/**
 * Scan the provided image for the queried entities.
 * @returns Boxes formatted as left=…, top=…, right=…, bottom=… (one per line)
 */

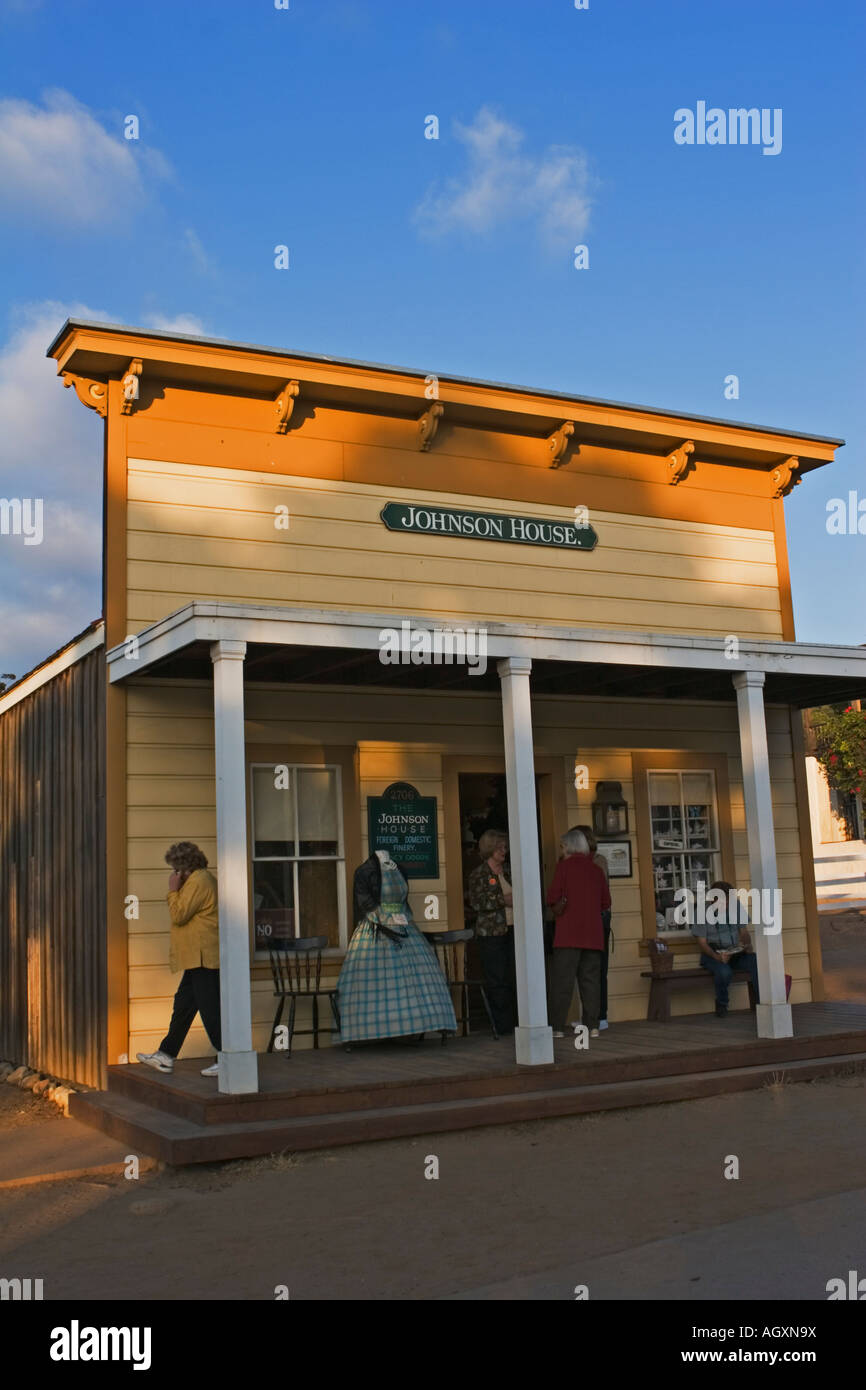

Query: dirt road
left=1, top=1071, right=865, bottom=1300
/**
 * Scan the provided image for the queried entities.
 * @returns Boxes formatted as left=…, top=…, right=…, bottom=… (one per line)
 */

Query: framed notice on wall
left=596, top=840, right=633, bottom=879
left=366, top=781, right=439, bottom=879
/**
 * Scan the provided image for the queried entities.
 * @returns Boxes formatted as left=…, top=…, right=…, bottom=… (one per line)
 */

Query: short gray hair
left=478, top=829, right=508, bottom=859
left=561, top=827, right=590, bottom=855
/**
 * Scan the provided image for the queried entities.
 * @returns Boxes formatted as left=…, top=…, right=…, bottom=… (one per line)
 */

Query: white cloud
left=413, top=107, right=595, bottom=247
left=0, top=301, right=105, bottom=678
left=0, top=89, right=168, bottom=227
left=183, top=227, right=218, bottom=276
left=142, top=312, right=207, bottom=337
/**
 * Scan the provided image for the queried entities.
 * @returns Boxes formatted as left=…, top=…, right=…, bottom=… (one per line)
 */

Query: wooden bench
left=641, top=942, right=756, bottom=1022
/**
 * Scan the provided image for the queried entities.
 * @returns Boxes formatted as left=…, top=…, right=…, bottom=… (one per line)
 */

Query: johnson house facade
left=3, top=319, right=866, bottom=1158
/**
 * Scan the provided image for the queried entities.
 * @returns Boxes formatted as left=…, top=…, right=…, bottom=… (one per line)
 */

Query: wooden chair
left=424, top=928, right=499, bottom=1040
left=267, top=936, right=340, bottom=1056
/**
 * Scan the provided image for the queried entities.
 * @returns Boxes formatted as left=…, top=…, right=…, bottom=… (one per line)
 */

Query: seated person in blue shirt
left=693, top=880, right=760, bottom=1018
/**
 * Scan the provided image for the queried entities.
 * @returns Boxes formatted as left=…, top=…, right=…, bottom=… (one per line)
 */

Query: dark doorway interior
left=457, top=773, right=548, bottom=1027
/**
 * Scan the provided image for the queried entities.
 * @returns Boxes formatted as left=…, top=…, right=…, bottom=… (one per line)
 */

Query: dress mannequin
left=337, top=850, right=457, bottom=1044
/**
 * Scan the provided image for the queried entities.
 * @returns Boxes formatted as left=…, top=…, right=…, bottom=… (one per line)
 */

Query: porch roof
left=106, top=602, right=866, bottom=707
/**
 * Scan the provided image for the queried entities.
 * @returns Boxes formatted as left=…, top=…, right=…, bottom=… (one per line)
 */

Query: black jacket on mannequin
left=353, top=854, right=384, bottom=921
left=352, top=854, right=409, bottom=928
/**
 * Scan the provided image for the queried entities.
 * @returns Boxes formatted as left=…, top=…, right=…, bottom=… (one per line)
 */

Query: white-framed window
left=250, top=763, right=346, bottom=953
left=648, top=768, right=721, bottom=933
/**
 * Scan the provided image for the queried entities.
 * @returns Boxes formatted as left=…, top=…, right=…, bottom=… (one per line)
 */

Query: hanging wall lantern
left=592, top=781, right=628, bottom=837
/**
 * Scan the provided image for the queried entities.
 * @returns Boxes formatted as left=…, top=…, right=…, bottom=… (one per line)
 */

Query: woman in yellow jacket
left=137, top=842, right=222, bottom=1077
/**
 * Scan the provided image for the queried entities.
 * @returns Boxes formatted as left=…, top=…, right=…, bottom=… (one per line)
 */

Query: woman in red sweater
left=546, top=827, right=611, bottom=1039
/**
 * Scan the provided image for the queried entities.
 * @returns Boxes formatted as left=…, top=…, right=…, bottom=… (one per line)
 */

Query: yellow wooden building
left=4, top=318, right=866, bottom=1108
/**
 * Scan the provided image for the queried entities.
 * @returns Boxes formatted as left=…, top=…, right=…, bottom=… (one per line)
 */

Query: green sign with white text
left=367, top=781, right=439, bottom=880
left=380, top=502, right=597, bottom=551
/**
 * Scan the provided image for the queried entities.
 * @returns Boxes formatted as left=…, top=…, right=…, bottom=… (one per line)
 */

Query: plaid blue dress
left=337, top=862, right=457, bottom=1042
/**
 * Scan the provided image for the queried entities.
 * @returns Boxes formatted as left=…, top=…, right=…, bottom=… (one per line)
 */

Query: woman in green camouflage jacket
left=466, top=830, right=516, bottom=1035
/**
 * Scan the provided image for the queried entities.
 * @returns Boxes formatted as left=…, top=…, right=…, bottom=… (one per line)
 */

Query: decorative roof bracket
left=274, top=380, right=300, bottom=433
left=120, top=359, right=143, bottom=415
left=547, top=420, right=576, bottom=469
left=770, top=456, right=800, bottom=498
left=418, top=402, right=444, bottom=451
left=667, top=439, right=695, bottom=485
left=61, top=373, right=108, bottom=417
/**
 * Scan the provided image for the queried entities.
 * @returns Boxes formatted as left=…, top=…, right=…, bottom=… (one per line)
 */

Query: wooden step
left=70, top=1050, right=866, bottom=1166
left=107, top=1025, right=866, bottom=1127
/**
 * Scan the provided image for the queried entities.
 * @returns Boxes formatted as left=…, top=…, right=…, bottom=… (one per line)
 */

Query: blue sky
left=0, top=0, right=863, bottom=676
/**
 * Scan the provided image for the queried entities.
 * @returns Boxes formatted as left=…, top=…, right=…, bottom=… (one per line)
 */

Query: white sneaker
left=590, top=1028, right=600, bottom=1038
left=599, top=1019, right=609, bottom=1030
left=200, top=1062, right=219, bottom=1077
left=553, top=1030, right=565, bottom=1039
left=136, top=1050, right=174, bottom=1073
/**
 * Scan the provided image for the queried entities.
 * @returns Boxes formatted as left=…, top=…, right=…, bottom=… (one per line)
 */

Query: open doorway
left=458, top=772, right=545, bottom=925
left=442, top=757, right=565, bottom=929
left=445, top=763, right=563, bottom=1026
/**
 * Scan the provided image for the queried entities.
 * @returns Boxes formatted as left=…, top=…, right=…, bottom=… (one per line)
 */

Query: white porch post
left=497, top=656, right=554, bottom=1065
left=733, top=670, right=793, bottom=1038
left=211, top=639, right=259, bottom=1093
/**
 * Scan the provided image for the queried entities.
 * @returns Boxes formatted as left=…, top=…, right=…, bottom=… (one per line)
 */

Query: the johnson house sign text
left=381, top=502, right=598, bottom=551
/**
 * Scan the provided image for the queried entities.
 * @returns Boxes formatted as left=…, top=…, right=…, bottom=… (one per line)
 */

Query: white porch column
left=497, top=656, right=554, bottom=1065
left=733, top=670, right=793, bottom=1038
left=211, top=640, right=259, bottom=1093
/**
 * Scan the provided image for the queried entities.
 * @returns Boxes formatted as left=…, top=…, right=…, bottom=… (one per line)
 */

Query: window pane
left=653, top=854, right=680, bottom=929
left=650, top=769, right=684, bottom=850
left=682, top=771, right=712, bottom=804
left=298, top=768, right=339, bottom=856
left=683, top=772, right=716, bottom=849
left=253, top=766, right=295, bottom=856
left=297, top=860, right=340, bottom=948
left=252, top=861, right=295, bottom=949
left=684, top=854, right=718, bottom=894
left=649, top=773, right=680, bottom=806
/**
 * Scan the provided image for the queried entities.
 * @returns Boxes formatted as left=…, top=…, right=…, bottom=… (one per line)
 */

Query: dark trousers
left=600, top=911, right=612, bottom=1019
left=477, top=931, right=517, bottom=1033
left=160, top=967, right=222, bottom=1057
left=699, top=951, right=760, bottom=1009
left=550, top=947, right=603, bottom=1031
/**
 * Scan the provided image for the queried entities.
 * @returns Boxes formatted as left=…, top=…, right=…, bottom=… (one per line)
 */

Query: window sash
left=250, top=763, right=346, bottom=948
left=649, top=768, right=721, bottom=932
left=251, top=763, right=342, bottom=860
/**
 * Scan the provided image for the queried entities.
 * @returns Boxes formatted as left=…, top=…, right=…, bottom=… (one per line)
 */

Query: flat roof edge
left=48, top=319, right=845, bottom=449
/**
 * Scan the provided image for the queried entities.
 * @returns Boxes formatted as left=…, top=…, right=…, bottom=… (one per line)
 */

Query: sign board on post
left=366, top=781, right=439, bottom=879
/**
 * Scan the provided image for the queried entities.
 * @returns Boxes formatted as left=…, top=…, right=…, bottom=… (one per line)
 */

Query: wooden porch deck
left=71, top=1001, right=866, bottom=1165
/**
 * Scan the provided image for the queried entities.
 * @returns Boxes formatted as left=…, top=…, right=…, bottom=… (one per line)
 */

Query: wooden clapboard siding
left=0, top=647, right=106, bottom=1087
left=126, top=459, right=784, bottom=639
left=121, top=381, right=790, bottom=487
left=125, top=679, right=813, bottom=1055
left=125, top=679, right=214, bottom=1058
left=123, top=382, right=793, bottom=512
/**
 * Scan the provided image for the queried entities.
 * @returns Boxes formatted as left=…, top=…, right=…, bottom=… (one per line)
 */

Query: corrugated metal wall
left=0, top=647, right=106, bottom=1087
